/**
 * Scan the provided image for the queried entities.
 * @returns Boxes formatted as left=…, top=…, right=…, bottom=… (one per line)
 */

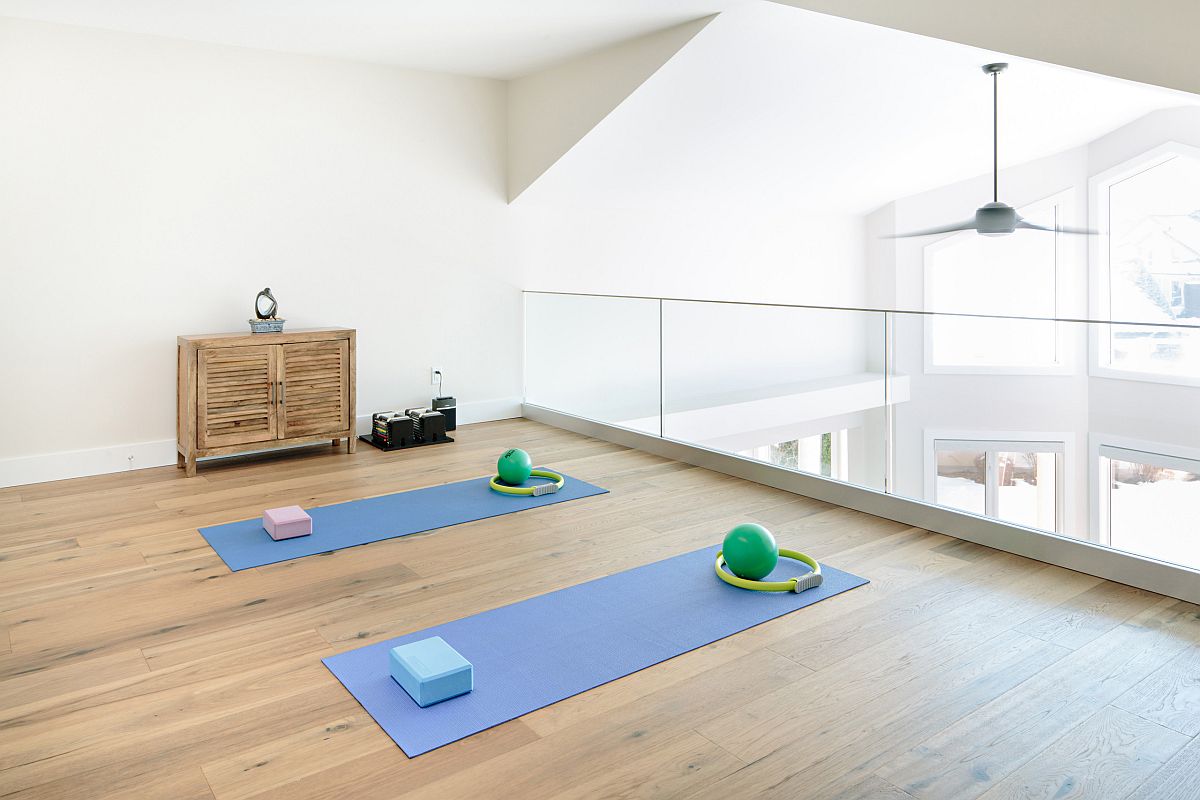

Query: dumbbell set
left=364, top=406, right=455, bottom=451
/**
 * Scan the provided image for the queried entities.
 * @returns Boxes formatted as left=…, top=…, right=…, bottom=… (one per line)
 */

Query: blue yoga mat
left=324, top=545, right=868, bottom=756
left=199, top=473, right=607, bottom=571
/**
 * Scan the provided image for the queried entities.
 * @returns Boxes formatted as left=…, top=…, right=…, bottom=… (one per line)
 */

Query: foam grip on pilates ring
left=488, top=469, right=566, bottom=496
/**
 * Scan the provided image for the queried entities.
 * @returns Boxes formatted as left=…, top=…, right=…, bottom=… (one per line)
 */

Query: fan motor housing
left=975, top=202, right=1018, bottom=236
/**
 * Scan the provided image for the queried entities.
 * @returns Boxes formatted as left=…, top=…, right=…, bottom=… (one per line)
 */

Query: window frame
left=922, top=190, right=1074, bottom=376
left=924, top=430, right=1073, bottom=534
left=1088, top=141, right=1200, bottom=388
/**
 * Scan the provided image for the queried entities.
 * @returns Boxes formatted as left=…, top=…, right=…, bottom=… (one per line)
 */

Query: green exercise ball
left=497, top=448, right=533, bottom=485
left=722, top=523, right=778, bottom=580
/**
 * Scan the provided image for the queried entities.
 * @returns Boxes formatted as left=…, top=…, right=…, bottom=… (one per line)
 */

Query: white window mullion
left=984, top=450, right=999, bottom=519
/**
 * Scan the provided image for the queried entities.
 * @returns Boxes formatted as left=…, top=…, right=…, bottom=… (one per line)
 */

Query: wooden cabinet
left=178, top=329, right=355, bottom=476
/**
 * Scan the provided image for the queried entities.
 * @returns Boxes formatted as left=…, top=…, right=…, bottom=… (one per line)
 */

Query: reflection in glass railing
left=661, top=301, right=888, bottom=493
left=523, top=292, right=1200, bottom=573
left=524, top=292, right=661, bottom=435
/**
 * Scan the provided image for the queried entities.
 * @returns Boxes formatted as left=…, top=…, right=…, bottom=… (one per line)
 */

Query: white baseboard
left=448, top=397, right=524, bottom=426
left=0, top=397, right=523, bottom=490
left=0, top=439, right=180, bottom=489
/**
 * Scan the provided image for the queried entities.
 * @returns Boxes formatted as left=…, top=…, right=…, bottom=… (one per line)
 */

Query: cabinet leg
left=347, top=436, right=357, bottom=454
left=176, top=452, right=185, bottom=469
left=332, top=439, right=340, bottom=447
left=185, top=453, right=197, bottom=478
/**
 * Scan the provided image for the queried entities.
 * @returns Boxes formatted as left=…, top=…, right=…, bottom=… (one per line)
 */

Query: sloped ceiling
left=507, top=16, right=715, bottom=201
left=510, top=3, right=1198, bottom=214
left=770, top=0, right=1200, bottom=96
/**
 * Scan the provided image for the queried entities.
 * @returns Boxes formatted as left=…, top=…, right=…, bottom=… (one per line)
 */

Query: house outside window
left=1091, top=144, right=1200, bottom=384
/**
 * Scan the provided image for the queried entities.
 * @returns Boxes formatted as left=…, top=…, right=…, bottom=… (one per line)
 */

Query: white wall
left=0, top=17, right=519, bottom=485
left=0, top=12, right=873, bottom=488
left=512, top=188, right=873, bottom=424
left=514, top=202, right=866, bottom=306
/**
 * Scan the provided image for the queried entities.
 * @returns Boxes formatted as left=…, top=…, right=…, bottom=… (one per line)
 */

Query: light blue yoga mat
left=324, top=545, right=868, bottom=756
left=199, top=473, right=607, bottom=571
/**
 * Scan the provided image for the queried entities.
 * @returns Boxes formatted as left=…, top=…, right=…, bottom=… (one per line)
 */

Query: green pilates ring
left=715, top=548, right=823, bottom=593
left=489, top=469, right=566, bottom=497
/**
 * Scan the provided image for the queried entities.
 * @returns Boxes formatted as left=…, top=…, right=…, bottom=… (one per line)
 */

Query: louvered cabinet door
left=196, top=346, right=278, bottom=448
left=278, top=340, right=350, bottom=438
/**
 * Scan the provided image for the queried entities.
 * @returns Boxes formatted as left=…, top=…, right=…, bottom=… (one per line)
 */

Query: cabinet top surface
left=179, top=328, right=354, bottom=346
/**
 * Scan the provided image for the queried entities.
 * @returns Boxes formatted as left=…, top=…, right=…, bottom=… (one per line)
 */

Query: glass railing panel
left=523, top=292, right=661, bottom=434
left=889, top=312, right=1200, bottom=571
left=522, top=291, right=1200, bottom=575
left=661, top=300, right=888, bottom=491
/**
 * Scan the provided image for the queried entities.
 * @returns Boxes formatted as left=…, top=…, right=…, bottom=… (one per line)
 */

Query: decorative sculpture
left=255, top=287, right=278, bottom=319
left=248, top=287, right=286, bottom=333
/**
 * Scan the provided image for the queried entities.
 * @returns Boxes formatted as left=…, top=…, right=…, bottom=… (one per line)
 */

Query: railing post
left=658, top=298, right=665, bottom=440
left=884, top=310, right=894, bottom=494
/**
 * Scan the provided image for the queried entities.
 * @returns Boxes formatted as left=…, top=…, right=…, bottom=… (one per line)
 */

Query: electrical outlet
left=431, top=367, right=442, bottom=386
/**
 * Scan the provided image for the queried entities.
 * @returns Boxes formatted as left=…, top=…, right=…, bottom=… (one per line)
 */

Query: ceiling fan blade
left=1015, top=220, right=1099, bottom=235
left=880, top=220, right=977, bottom=239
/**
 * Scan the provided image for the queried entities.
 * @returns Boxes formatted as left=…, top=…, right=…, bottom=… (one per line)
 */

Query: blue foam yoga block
left=389, top=636, right=473, bottom=708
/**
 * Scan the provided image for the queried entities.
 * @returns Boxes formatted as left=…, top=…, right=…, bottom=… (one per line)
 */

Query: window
left=741, top=430, right=849, bottom=481
left=1094, top=145, right=1200, bottom=382
left=931, top=438, right=1063, bottom=532
left=1099, top=444, right=1200, bottom=570
left=924, top=193, right=1066, bottom=372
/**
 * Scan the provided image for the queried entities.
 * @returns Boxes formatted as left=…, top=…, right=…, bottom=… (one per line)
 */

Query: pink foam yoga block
left=262, top=506, right=312, bottom=540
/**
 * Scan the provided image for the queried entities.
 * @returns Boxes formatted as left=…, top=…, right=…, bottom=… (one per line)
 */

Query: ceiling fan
left=885, top=63, right=1097, bottom=238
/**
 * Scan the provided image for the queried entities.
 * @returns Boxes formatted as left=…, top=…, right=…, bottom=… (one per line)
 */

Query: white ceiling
left=518, top=3, right=1200, bottom=213
left=0, top=0, right=752, bottom=79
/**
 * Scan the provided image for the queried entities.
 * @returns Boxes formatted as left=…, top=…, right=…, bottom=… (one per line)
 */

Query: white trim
left=527, top=404, right=1200, bottom=605
left=0, top=438, right=179, bottom=489
left=0, top=397, right=522, bottom=489
left=922, top=189, right=1074, bottom=376
left=922, top=428, right=1076, bottom=535
left=1088, top=141, right=1200, bottom=388
left=1099, top=444, right=1200, bottom=475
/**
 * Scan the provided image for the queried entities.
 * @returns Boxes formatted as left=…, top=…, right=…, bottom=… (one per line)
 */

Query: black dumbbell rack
left=359, top=433, right=454, bottom=452
left=359, top=409, right=454, bottom=452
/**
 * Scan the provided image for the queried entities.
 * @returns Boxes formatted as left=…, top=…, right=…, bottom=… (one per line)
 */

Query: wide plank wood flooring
left=1, top=418, right=1198, bottom=799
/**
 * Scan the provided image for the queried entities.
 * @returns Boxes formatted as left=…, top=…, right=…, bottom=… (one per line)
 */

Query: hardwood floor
left=1, top=418, right=1197, bottom=799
